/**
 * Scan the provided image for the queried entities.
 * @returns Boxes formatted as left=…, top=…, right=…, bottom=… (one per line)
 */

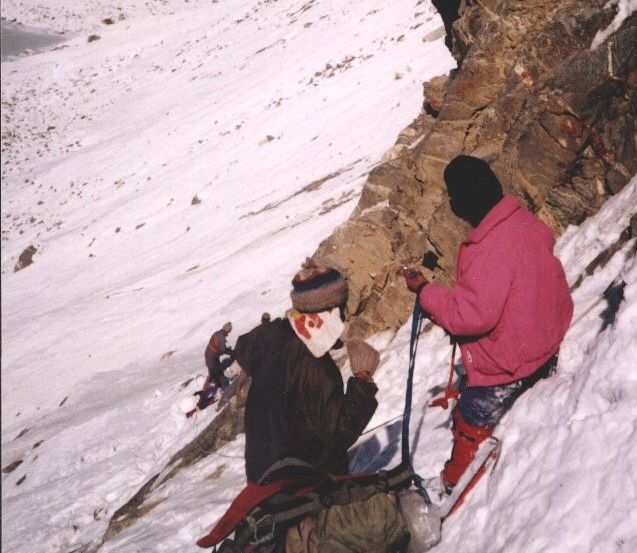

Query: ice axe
left=398, top=250, right=441, bottom=281
left=422, top=251, right=440, bottom=272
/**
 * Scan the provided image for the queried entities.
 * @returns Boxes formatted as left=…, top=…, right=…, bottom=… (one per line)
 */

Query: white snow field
left=1, top=1, right=636, bottom=553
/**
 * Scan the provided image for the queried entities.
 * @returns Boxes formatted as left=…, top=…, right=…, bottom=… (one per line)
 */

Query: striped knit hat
left=290, top=258, right=348, bottom=313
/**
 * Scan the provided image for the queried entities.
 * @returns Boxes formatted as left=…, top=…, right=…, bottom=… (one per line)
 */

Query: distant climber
left=186, top=322, right=235, bottom=418
left=233, top=260, right=380, bottom=483
left=260, top=312, right=271, bottom=324
left=204, top=321, right=234, bottom=394
left=403, top=155, right=574, bottom=493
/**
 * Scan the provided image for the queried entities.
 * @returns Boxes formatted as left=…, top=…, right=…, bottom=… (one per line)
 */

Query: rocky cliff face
left=314, top=0, right=636, bottom=339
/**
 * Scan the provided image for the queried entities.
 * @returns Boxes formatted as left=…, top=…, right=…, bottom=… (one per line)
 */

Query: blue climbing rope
left=401, top=299, right=431, bottom=504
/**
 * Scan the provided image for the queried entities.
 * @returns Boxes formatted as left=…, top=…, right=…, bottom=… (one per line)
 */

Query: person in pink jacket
left=404, top=155, right=573, bottom=492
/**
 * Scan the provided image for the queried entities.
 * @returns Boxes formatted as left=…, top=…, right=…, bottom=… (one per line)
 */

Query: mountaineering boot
left=440, top=436, right=500, bottom=518
left=441, top=407, right=494, bottom=492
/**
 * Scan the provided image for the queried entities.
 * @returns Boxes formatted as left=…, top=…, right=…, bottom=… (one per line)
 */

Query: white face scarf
left=287, top=307, right=345, bottom=358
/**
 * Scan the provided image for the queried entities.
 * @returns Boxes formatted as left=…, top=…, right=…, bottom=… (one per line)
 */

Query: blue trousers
left=458, top=355, right=558, bottom=427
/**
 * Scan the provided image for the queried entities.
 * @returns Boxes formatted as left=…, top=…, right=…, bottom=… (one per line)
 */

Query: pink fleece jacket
left=419, top=195, right=573, bottom=387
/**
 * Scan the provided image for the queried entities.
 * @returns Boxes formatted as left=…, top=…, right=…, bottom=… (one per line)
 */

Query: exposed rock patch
left=2, top=459, right=23, bottom=474
left=14, top=244, right=37, bottom=272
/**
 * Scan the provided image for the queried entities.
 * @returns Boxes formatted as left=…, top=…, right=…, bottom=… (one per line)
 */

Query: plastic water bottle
left=398, top=490, right=442, bottom=552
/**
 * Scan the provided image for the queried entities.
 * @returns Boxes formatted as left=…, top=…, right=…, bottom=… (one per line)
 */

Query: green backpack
left=285, top=492, right=410, bottom=553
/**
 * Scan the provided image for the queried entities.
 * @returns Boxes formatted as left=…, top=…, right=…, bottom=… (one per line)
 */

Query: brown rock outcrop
left=315, top=0, right=636, bottom=339
left=14, top=245, right=38, bottom=272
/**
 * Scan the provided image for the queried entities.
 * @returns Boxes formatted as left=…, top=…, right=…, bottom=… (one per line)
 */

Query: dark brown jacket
left=234, top=318, right=378, bottom=482
left=205, top=329, right=230, bottom=375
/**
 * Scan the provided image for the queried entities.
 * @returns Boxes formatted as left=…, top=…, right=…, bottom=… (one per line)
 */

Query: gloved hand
left=403, top=268, right=428, bottom=294
left=347, top=340, right=381, bottom=382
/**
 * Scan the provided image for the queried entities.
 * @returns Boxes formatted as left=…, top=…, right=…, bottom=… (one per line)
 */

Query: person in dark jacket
left=404, top=155, right=573, bottom=492
left=234, top=259, right=380, bottom=483
left=186, top=323, right=235, bottom=418
left=203, top=321, right=234, bottom=395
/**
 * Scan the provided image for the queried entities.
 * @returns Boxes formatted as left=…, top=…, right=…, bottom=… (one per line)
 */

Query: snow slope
left=2, top=1, right=636, bottom=553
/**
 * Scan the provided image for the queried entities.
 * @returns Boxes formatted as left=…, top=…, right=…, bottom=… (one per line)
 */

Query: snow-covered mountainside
left=1, top=1, right=635, bottom=553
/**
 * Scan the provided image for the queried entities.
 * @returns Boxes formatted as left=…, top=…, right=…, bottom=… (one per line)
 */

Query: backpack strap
left=230, top=463, right=414, bottom=549
left=197, top=461, right=414, bottom=549
left=197, top=458, right=326, bottom=549
left=196, top=479, right=294, bottom=548
left=258, top=457, right=323, bottom=485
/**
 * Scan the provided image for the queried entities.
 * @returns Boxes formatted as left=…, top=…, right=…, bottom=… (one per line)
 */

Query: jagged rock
left=14, top=245, right=37, bottom=272
left=381, top=111, right=436, bottom=162
left=422, top=75, right=448, bottom=116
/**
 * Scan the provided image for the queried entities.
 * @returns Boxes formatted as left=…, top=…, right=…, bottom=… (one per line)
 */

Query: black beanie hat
left=444, top=155, right=503, bottom=227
